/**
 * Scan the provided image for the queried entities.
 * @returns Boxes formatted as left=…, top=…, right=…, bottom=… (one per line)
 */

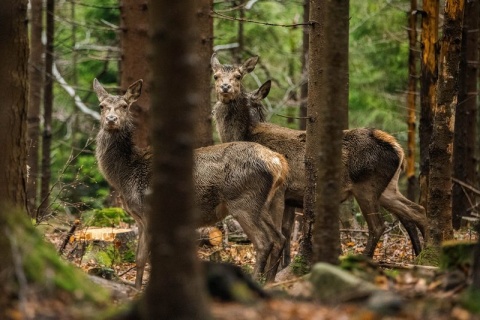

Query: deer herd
left=93, top=53, right=428, bottom=288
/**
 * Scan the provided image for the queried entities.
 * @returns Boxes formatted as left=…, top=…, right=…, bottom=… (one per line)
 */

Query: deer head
left=211, top=53, right=259, bottom=103
left=93, top=78, right=143, bottom=131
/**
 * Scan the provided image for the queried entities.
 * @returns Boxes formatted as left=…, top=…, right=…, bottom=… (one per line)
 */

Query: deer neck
left=95, top=121, right=141, bottom=189
left=214, top=94, right=252, bottom=143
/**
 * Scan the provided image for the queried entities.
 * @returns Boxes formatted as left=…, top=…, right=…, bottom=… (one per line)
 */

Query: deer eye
left=122, top=104, right=128, bottom=109
left=213, top=75, right=218, bottom=80
left=234, top=74, right=241, bottom=80
left=99, top=104, right=104, bottom=110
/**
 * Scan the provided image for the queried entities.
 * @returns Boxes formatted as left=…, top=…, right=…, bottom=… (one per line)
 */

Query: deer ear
left=211, top=52, right=221, bottom=72
left=93, top=78, right=109, bottom=102
left=240, top=56, right=259, bottom=74
left=125, top=79, right=143, bottom=104
left=254, top=80, right=271, bottom=100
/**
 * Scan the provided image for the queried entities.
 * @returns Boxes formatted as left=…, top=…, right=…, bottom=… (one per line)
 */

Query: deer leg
left=135, top=223, right=148, bottom=289
left=281, top=205, right=295, bottom=268
left=380, top=186, right=427, bottom=255
left=354, top=192, right=385, bottom=257
left=379, top=170, right=427, bottom=254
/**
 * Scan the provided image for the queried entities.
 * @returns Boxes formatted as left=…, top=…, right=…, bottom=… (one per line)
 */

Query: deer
left=210, top=53, right=429, bottom=261
left=93, top=78, right=291, bottom=288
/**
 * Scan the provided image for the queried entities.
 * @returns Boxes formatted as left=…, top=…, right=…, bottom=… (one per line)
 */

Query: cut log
left=197, top=226, right=223, bottom=247
left=70, top=227, right=137, bottom=257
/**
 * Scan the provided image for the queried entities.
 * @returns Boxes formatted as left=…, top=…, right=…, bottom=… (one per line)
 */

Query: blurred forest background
left=31, top=0, right=424, bottom=223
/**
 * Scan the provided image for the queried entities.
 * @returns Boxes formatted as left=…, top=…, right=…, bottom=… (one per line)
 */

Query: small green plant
left=291, top=255, right=310, bottom=276
left=82, top=207, right=134, bottom=227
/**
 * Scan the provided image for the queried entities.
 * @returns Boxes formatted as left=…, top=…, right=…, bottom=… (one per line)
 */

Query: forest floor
left=42, top=217, right=480, bottom=320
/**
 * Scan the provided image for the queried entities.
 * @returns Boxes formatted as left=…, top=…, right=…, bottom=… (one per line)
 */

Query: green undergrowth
left=1, top=205, right=111, bottom=318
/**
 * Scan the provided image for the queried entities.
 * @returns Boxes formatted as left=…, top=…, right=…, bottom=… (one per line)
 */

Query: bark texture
left=193, top=0, right=214, bottom=148
left=419, top=0, right=439, bottom=211
left=406, top=0, right=418, bottom=201
left=27, top=0, right=43, bottom=217
left=39, top=0, right=55, bottom=219
left=0, top=0, right=29, bottom=209
left=120, top=0, right=150, bottom=148
left=143, top=0, right=211, bottom=318
left=427, top=0, right=465, bottom=246
left=452, top=0, right=478, bottom=229
left=303, top=0, right=348, bottom=265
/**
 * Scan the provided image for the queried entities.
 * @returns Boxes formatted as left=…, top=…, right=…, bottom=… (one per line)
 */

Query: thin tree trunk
left=303, top=0, right=348, bottom=265
left=120, top=0, right=150, bottom=148
left=452, top=0, right=478, bottom=229
left=427, top=0, right=465, bottom=246
left=39, top=0, right=55, bottom=220
left=193, top=0, right=214, bottom=148
left=406, top=0, right=419, bottom=202
left=143, top=0, right=211, bottom=318
left=299, top=0, right=309, bottom=131
left=27, top=0, right=43, bottom=217
left=419, top=0, right=439, bottom=212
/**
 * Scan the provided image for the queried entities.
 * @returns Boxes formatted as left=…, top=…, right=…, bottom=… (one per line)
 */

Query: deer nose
left=221, top=83, right=231, bottom=92
left=106, top=115, right=117, bottom=123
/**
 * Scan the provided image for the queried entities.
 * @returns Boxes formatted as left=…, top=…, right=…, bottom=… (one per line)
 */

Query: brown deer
left=93, top=78, right=291, bottom=288
left=211, top=53, right=428, bottom=259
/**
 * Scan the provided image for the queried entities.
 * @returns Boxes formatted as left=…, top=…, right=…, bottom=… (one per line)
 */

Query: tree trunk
left=0, top=0, right=29, bottom=210
left=419, top=0, right=439, bottom=211
left=27, top=0, right=43, bottom=217
left=193, top=0, right=214, bottom=148
left=120, top=0, right=150, bottom=149
left=302, top=0, right=348, bottom=266
left=452, top=0, right=478, bottom=229
left=142, top=0, right=210, bottom=318
left=406, top=0, right=419, bottom=202
left=427, top=0, right=465, bottom=246
left=299, top=0, right=309, bottom=131
left=39, top=0, right=55, bottom=220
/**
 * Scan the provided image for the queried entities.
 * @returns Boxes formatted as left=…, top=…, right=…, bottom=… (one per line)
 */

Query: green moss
left=3, top=206, right=110, bottom=305
left=460, top=288, right=480, bottom=314
left=440, top=240, right=475, bottom=271
left=414, top=245, right=441, bottom=267
left=291, top=255, right=310, bottom=276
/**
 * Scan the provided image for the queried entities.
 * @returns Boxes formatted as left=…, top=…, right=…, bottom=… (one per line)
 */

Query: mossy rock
left=440, top=240, right=476, bottom=271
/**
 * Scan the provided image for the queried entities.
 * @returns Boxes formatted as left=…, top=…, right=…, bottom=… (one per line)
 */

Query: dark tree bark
left=406, top=0, right=419, bottom=202
left=120, top=0, right=150, bottom=148
left=452, top=0, right=478, bottom=229
left=39, top=0, right=55, bottom=220
left=27, top=0, right=43, bottom=217
left=302, top=0, right=348, bottom=265
left=427, top=0, right=465, bottom=246
left=142, top=0, right=210, bottom=318
left=473, top=222, right=480, bottom=289
left=299, top=0, right=309, bottom=131
left=418, top=0, right=439, bottom=211
left=193, top=0, right=214, bottom=148
left=0, top=0, right=28, bottom=209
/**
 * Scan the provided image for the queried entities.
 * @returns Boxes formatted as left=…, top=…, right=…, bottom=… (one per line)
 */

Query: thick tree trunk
left=39, top=0, right=55, bottom=220
left=452, top=0, right=478, bottom=229
left=27, top=0, right=43, bottom=217
left=427, top=0, right=465, bottom=246
left=406, top=0, right=419, bottom=202
left=120, top=0, right=150, bottom=148
left=302, top=0, right=348, bottom=266
left=0, top=0, right=29, bottom=210
left=193, top=0, right=214, bottom=148
left=419, top=0, right=439, bottom=212
left=143, top=0, right=211, bottom=318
